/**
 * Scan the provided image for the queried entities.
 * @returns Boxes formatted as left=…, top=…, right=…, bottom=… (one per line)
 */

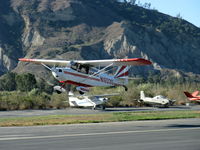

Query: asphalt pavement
left=0, top=118, right=200, bottom=150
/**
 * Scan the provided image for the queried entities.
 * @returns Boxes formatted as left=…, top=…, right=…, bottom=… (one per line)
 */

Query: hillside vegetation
left=0, top=0, right=200, bottom=110
left=0, top=72, right=199, bottom=110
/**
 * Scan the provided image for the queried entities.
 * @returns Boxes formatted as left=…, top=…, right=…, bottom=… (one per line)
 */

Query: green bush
left=15, top=73, right=37, bottom=92
left=50, top=93, right=69, bottom=109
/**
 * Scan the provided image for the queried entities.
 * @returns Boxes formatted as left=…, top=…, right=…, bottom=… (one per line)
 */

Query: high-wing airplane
left=139, top=91, right=175, bottom=107
left=183, top=91, right=200, bottom=102
left=19, top=58, right=151, bottom=94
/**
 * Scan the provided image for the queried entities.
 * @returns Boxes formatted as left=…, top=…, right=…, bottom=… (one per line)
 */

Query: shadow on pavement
left=167, top=124, right=200, bottom=128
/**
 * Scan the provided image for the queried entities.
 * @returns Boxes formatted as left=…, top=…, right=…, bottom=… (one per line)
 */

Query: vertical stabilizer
left=183, top=92, right=193, bottom=98
left=114, top=66, right=130, bottom=78
left=192, top=91, right=199, bottom=96
left=140, top=91, right=145, bottom=100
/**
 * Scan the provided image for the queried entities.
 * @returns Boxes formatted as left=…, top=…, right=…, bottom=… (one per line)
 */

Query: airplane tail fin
left=192, top=91, right=199, bottom=96
left=140, top=91, right=145, bottom=100
left=183, top=91, right=194, bottom=98
left=114, top=66, right=130, bottom=78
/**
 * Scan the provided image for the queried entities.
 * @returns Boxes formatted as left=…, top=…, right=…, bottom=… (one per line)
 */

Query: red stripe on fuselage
left=60, top=80, right=93, bottom=87
left=63, top=70, right=124, bottom=86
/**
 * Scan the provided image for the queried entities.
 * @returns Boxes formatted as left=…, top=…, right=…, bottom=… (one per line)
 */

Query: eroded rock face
left=0, top=0, right=200, bottom=78
left=0, top=46, right=16, bottom=74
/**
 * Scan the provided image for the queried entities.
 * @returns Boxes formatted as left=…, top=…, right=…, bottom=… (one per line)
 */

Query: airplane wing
left=90, top=93, right=120, bottom=97
left=19, top=58, right=152, bottom=66
left=19, top=58, right=71, bottom=66
left=76, top=58, right=152, bottom=66
left=68, top=93, right=119, bottom=97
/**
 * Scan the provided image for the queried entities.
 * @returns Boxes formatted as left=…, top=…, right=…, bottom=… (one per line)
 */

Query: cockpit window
left=58, top=69, right=62, bottom=72
left=71, top=63, right=90, bottom=74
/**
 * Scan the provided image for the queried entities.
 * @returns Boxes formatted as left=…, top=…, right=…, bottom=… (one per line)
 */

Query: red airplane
left=183, top=91, right=200, bottom=102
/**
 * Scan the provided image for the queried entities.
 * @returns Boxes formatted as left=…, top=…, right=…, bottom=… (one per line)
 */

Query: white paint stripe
left=0, top=134, right=32, bottom=138
left=0, top=127, right=200, bottom=141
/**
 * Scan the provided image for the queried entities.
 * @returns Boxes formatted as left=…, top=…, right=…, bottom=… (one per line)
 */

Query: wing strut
left=92, top=63, right=113, bottom=76
left=78, top=63, right=114, bottom=83
left=41, top=63, right=52, bottom=71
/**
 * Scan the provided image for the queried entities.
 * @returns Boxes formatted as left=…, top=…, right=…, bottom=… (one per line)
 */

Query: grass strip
left=0, top=110, right=200, bottom=127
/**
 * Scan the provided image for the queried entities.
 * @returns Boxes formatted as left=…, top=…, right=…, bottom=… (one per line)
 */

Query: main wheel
left=79, top=91, right=85, bottom=95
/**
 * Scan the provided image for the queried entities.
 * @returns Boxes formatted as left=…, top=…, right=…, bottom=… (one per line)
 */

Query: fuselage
left=52, top=67, right=124, bottom=87
left=141, top=96, right=170, bottom=105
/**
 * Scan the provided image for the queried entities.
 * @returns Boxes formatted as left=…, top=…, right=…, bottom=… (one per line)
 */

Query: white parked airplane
left=139, top=91, right=175, bottom=107
left=68, top=92, right=119, bottom=110
left=19, top=58, right=151, bottom=94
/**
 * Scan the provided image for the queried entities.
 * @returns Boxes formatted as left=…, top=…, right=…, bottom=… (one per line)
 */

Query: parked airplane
left=19, top=58, right=151, bottom=94
left=68, top=92, right=119, bottom=110
left=139, top=91, right=175, bottom=107
left=183, top=91, right=200, bottom=102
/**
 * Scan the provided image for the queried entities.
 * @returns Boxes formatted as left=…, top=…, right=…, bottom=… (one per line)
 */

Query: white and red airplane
left=19, top=58, right=152, bottom=94
left=184, top=91, right=200, bottom=102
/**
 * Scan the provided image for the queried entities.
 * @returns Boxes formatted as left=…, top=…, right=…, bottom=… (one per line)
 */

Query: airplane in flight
left=183, top=91, right=200, bottom=102
left=139, top=91, right=175, bottom=107
left=19, top=58, right=152, bottom=94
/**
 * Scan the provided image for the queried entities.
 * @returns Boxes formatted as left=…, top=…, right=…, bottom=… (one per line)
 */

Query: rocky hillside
left=0, top=0, right=200, bottom=78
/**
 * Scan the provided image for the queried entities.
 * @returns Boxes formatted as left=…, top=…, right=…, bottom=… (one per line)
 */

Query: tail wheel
left=79, top=91, right=85, bottom=95
left=123, top=85, right=128, bottom=91
left=101, top=105, right=106, bottom=110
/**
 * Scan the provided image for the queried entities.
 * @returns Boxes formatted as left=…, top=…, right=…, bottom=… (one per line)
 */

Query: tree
left=16, top=73, right=37, bottom=92
left=118, top=0, right=136, bottom=5
left=176, top=13, right=182, bottom=19
left=0, top=72, right=16, bottom=91
left=143, top=2, right=151, bottom=9
left=128, top=0, right=136, bottom=5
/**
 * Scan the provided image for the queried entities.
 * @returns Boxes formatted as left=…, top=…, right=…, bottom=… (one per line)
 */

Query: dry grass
left=0, top=110, right=200, bottom=127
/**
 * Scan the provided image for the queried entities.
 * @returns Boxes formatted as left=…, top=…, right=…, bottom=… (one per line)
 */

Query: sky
left=138, top=0, right=200, bottom=27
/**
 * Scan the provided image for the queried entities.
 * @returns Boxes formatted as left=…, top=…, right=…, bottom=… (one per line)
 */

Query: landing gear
left=92, top=106, right=96, bottom=110
left=55, top=90, right=62, bottom=94
left=100, top=105, right=106, bottom=110
left=79, top=91, right=85, bottom=95
left=123, top=85, right=128, bottom=91
left=92, top=105, right=106, bottom=110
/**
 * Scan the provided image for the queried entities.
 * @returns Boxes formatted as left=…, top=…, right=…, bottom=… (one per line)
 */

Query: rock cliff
left=0, top=0, right=200, bottom=78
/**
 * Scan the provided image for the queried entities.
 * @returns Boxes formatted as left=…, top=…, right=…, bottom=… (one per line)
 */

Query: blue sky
left=138, top=0, right=200, bottom=27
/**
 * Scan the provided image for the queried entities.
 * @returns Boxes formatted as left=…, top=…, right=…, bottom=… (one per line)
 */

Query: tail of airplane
left=183, top=91, right=194, bottom=98
left=114, top=66, right=130, bottom=78
left=140, top=91, right=145, bottom=100
left=114, top=66, right=130, bottom=86
left=192, top=91, right=199, bottom=97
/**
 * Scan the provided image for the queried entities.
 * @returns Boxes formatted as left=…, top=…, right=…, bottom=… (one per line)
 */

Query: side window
left=78, top=65, right=90, bottom=74
left=71, top=63, right=90, bottom=74
left=71, top=63, right=78, bottom=70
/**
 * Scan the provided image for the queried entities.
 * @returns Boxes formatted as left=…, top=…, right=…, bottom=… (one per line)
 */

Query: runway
left=0, top=118, right=200, bottom=150
left=0, top=105, right=200, bottom=118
